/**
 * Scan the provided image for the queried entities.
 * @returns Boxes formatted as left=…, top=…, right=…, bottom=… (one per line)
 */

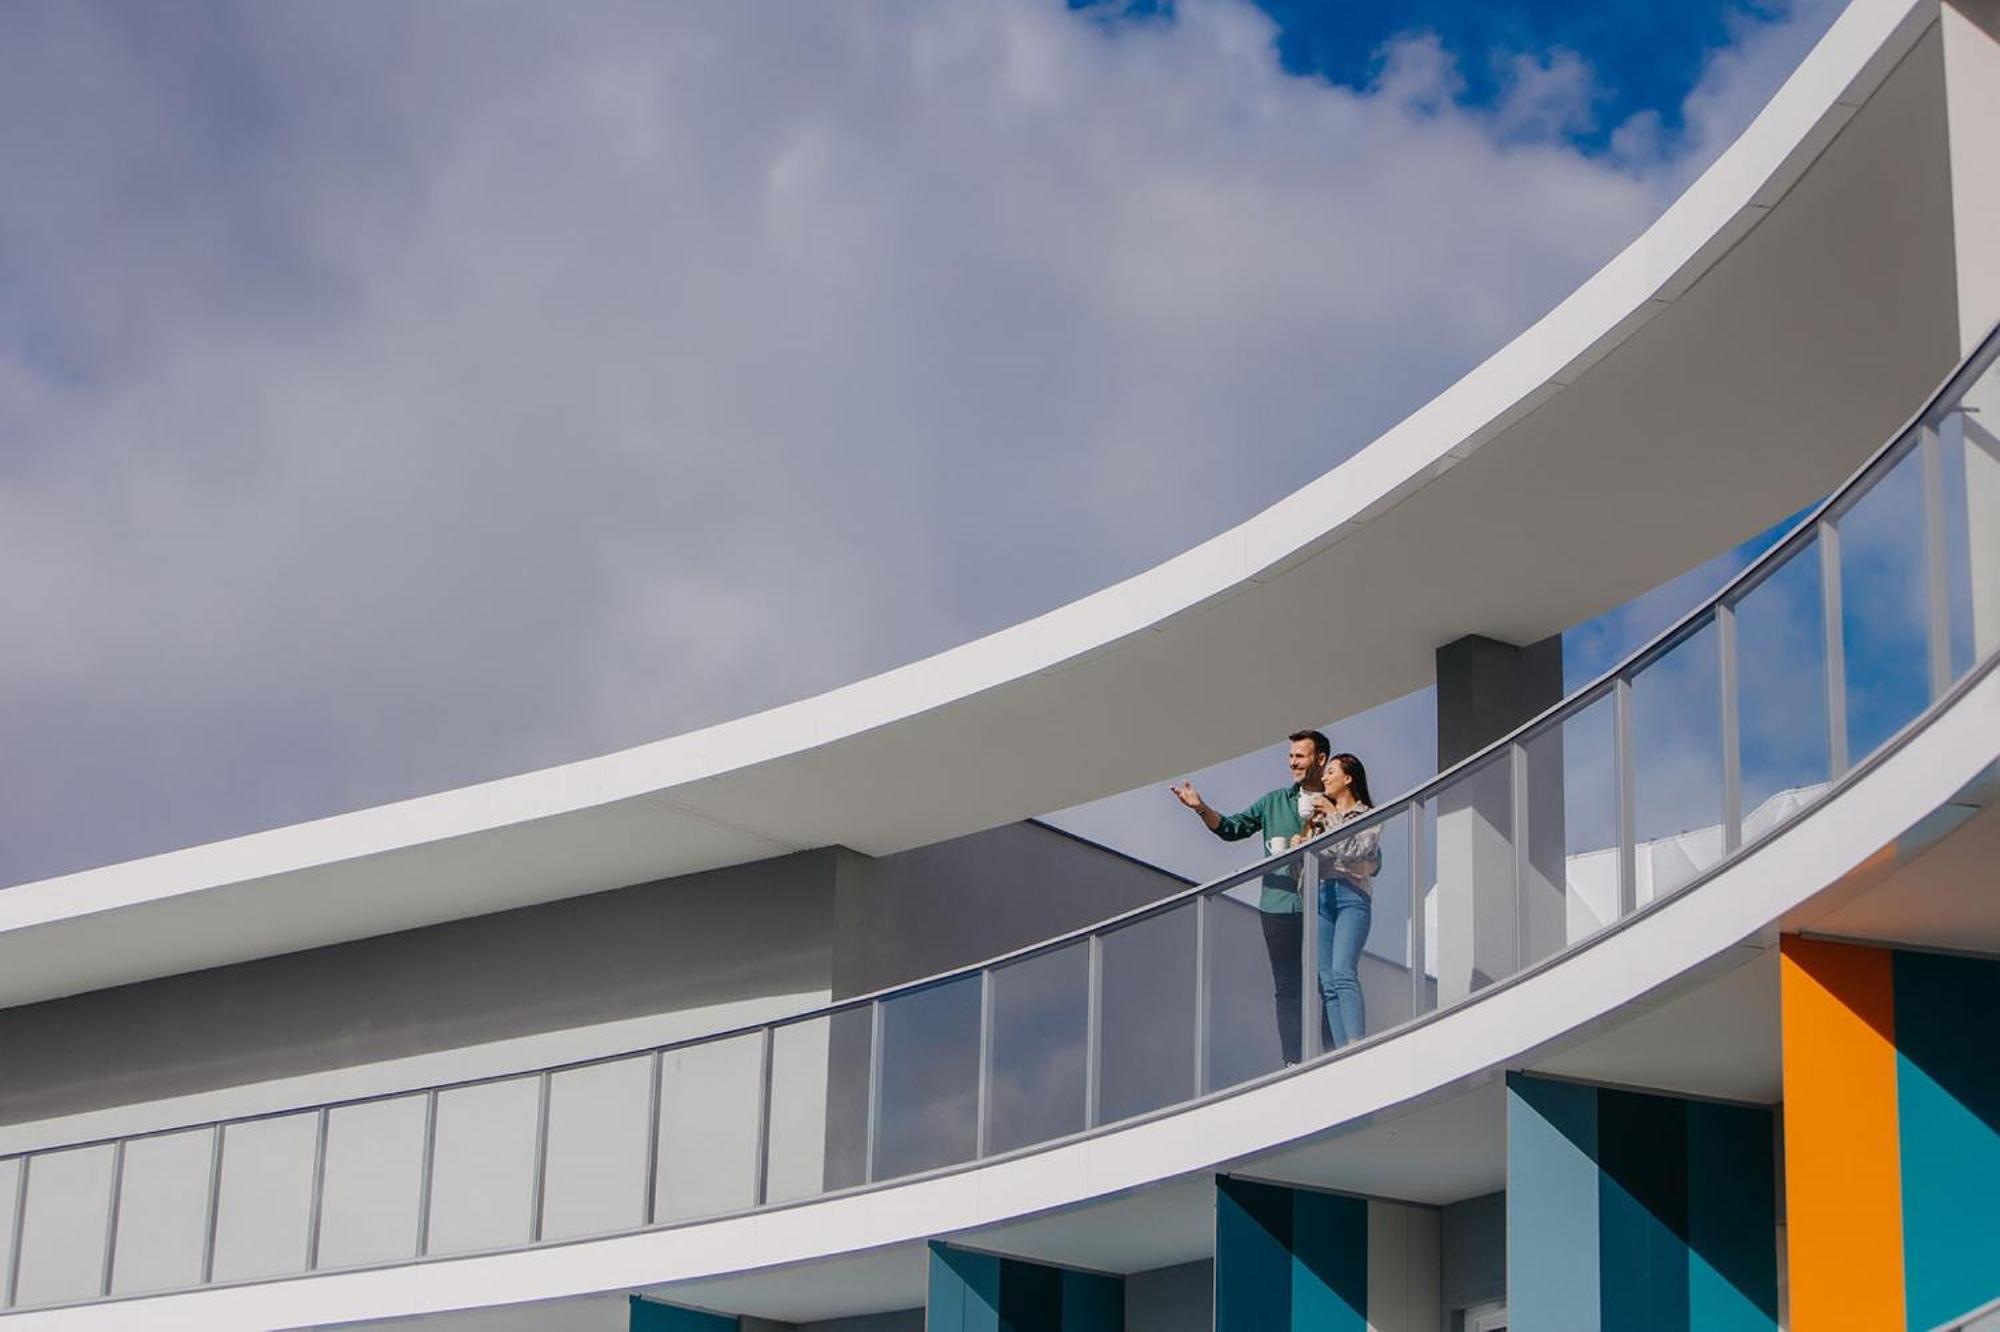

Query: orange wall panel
left=1779, top=935, right=1905, bottom=1331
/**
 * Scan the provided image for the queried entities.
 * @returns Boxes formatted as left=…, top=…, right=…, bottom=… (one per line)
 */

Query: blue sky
left=0, top=0, right=1855, bottom=885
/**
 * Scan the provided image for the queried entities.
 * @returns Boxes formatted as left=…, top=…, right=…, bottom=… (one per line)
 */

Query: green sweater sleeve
left=1212, top=794, right=1267, bottom=842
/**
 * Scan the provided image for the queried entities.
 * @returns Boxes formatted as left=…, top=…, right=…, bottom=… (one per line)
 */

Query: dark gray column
left=1435, top=634, right=1563, bottom=769
left=1433, top=635, right=1564, bottom=1003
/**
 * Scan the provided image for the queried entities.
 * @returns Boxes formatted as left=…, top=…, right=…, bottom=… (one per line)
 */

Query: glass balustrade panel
left=1428, top=751, right=1517, bottom=1004
left=540, top=1056, right=653, bottom=1241
left=765, top=1016, right=835, bottom=1205
left=656, top=1032, right=764, bottom=1223
left=109, top=1129, right=210, bottom=1295
left=12, top=1145, right=113, bottom=1307
left=1330, top=804, right=1417, bottom=1038
left=426, top=1077, right=539, bottom=1255
left=1098, top=901, right=1197, bottom=1123
left=1522, top=693, right=1619, bottom=959
left=987, top=939, right=1089, bottom=1155
left=1630, top=617, right=1725, bottom=901
left=1837, top=439, right=1931, bottom=762
left=873, top=974, right=981, bottom=1180
left=211, top=1112, right=317, bottom=1282
left=1732, top=542, right=1832, bottom=845
left=318, top=1095, right=425, bottom=1269
left=0, top=1157, right=18, bottom=1307
left=1202, top=852, right=1305, bottom=1091
left=1940, top=351, right=1999, bottom=680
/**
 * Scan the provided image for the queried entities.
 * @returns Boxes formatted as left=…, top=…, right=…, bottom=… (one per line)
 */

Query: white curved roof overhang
left=0, top=0, right=1968, bottom=1006
left=7, top=651, right=1994, bottom=1331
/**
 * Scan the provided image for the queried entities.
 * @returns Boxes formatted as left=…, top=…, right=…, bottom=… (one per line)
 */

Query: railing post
left=415, top=1091, right=438, bottom=1258
left=1408, top=805, right=1429, bottom=1018
left=528, top=1072, right=552, bottom=1243
left=1192, top=895, right=1211, bottom=1096
left=975, top=970, right=995, bottom=1158
left=97, top=1141, right=124, bottom=1298
left=1820, top=520, right=1850, bottom=777
left=305, top=1108, right=329, bottom=1272
left=1718, top=604, right=1743, bottom=854
left=1300, top=850, right=1322, bottom=1062
left=1084, top=934, right=1104, bottom=1128
left=199, top=1125, right=224, bottom=1284
left=752, top=1028, right=775, bottom=1206
left=863, top=1003, right=885, bottom=1183
left=1508, top=742, right=1530, bottom=974
left=1921, top=422, right=1954, bottom=700
left=1613, top=677, right=1638, bottom=918
left=643, top=1049, right=664, bottom=1226
left=3, top=1156, right=24, bottom=1308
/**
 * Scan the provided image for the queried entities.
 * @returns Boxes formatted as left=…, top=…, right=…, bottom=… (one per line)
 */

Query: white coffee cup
left=1267, top=835, right=1289, bottom=856
left=1296, top=792, right=1316, bottom=821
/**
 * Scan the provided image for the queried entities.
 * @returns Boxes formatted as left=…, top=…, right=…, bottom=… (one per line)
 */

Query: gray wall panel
left=0, top=851, right=840, bottom=1124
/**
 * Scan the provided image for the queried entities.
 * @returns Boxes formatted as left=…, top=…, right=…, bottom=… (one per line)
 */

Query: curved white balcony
left=2, top=306, right=1996, bottom=1327
left=0, top=0, right=1981, bottom=1018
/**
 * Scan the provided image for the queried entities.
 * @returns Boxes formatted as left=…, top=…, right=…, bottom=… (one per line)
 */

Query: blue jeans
left=1317, top=878, right=1372, bottom=1048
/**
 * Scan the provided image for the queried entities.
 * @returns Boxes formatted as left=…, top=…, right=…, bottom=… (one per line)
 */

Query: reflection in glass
left=1631, top=618, right=1723, bottom=900
left=540, top=1057, right=652, bottom=1241
left=988, top=942, right=1089, bottom=1154
left=657, top=1034, right=763, bottom=1223
left=1431, top=753, right=1516, bottom=1005
left=1733, top=545, right=1831, bottom=845
left=1838, top=443, right=1930, bottom=760
left=873, top=975, right=981, bottom=1180
left=1522, top=694, right=1618, bottom=957
left=1203, top=868, right=1291, bottom=1091
left=13, top=1146, right=114, bottom=1306
left=110, top=1130, right=210, bottom=1295
left=1098, top=903, right=1196, bottom=1124
left=1346, top=806, right=1421, bottom=1034
left=426, top=1077, right=538, bottom=1255
left=1942, top=357, right=2000, bottom=677
left=764, top=1017, right=831, bottom=1204
left=319, top=1096, right=425, bottom=1269
left=211, top=1113, right=316, bottom=1281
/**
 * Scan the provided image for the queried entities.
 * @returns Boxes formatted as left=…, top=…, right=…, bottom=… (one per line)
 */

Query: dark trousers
left=1260, top=909, right=1304, bottom=1065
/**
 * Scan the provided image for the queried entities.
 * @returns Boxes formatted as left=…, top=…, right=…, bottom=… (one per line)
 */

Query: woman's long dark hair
left=1329, top=752, right=1374, bottom=808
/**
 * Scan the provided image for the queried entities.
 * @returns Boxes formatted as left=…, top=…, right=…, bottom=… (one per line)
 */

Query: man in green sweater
left=1170, top=730, right=1328, bottom=1064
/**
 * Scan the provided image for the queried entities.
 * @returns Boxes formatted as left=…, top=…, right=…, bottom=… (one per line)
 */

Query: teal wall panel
left=930, top=1243, right=1002, bottom=1332
left=1895, top=949, right=2000, bottom=1330
left=1216, top=1175, right=1368, bottom=1331
left=1290, top=1186, right=1367, bottom=1332
left=1508, top=1074, right=1776, bottom=1332
left=1508, top=1073, right=1602, bottom=1331
left=1216, top=1176, right=1293, bottom=1330
left=629, top=1295, right=738, bottom=1331
left=1058, top=1269, right=1125, bottom=1330
left=929, top=1242, right=1121, bottom=1332
left=1685, top=1101, right=1779, bottom=1331
left=1598, top=1090, right=1689, bottom=1332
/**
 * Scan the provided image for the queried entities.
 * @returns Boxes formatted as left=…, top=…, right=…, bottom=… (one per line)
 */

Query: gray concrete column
left=1432, top=635, right=1563, bottom=1005
left=1944, top=1, right=2000, bottom=660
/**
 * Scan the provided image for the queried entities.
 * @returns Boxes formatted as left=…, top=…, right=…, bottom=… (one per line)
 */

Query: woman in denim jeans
left=1292, top=753, right=1380, bottom=1048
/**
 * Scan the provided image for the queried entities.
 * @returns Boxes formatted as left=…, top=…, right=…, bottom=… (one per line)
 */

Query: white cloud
left=0, top=0, right=1839, bottom=882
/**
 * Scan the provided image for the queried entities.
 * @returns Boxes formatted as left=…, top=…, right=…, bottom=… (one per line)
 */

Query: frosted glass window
left=764, top=1018, right=830, bottom=1205
left=426, top=1078, right=538, bottom=1255
left=657, top=1034, right=763, bottom=1223
left=110, top=1130, right=211, bottom=1295
left=0, top=1157, right=20, bottom=1306
left=14, top=1146, right=115, bottom=1307
left=319, top=1096, right=425, bottom=1268
left=212, top=1113, right=316, bottom=1281
left=542, top=1058, right=652, bottom=1240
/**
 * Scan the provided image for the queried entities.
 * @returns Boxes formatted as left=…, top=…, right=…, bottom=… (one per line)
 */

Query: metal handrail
left=3, top=320, right=1996, bottom=1312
